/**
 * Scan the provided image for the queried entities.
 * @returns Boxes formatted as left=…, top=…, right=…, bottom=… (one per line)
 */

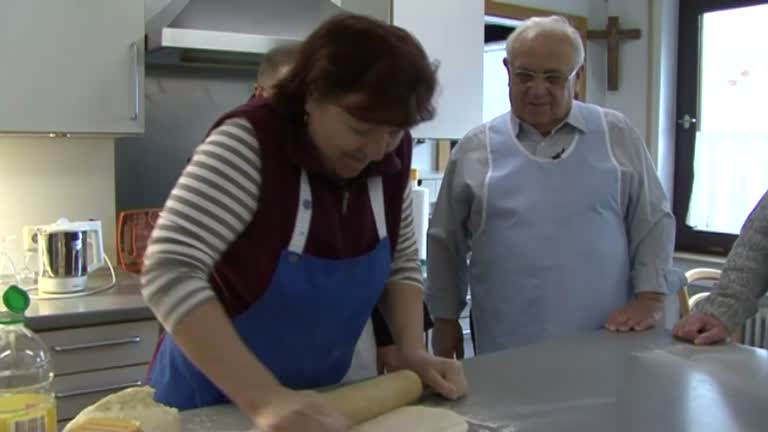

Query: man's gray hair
left=505, top=15, right=585, bottom=69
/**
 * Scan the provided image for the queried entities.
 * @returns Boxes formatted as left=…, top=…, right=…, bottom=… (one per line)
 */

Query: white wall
left=0, top=138, right=117, bottom=271
left=591, top=0, right=678, bottom=188
left=595, top=0, right=651, bottom=152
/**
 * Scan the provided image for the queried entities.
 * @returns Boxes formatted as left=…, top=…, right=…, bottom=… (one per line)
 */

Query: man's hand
left=673, top=312, right=730, bottom=345
left=605, top=292, right=664, bottom=332
left=431, top=319, right=465, bottom=359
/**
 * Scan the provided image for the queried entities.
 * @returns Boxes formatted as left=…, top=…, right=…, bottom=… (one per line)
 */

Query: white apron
left=470, top=102, right=631, bottom=354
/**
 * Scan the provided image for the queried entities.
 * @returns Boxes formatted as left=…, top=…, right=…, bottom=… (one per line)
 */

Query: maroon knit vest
left=205, top=100, right=412, bottom=316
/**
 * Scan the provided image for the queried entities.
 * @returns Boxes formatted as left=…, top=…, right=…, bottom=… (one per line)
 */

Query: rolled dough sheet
left=351, top=406, right=468, bottom=432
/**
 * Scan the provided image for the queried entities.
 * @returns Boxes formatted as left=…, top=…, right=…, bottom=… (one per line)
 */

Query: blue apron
left=470, top=102, right=631, bottom=354
left=148, top=171, right=391, bottom=410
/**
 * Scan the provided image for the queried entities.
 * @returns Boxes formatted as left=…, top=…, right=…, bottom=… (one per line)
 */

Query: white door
left=0, top=0, right=144, bottom=134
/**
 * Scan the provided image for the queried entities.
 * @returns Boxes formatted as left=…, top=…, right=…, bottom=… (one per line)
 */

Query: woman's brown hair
left=272, top=13, right=437, bottom=129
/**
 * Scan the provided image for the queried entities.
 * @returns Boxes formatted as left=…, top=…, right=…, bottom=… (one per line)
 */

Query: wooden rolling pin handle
left=320, top=370, right=423, bottom=426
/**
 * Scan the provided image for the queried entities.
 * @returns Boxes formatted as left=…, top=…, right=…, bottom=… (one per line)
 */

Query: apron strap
left=288, top=170, right=312, bottom=254
left=367, top=176, right=387, bottom=240
left=289, top=173, right=387, bottom=254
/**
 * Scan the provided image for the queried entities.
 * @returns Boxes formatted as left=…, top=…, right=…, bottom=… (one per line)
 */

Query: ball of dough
left=63, top=386, right=180, bottom=432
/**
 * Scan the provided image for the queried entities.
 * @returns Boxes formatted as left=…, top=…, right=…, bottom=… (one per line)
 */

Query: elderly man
left=674, top=191, right=768, bottom=345
left=427, top=16, right=678, bottom=356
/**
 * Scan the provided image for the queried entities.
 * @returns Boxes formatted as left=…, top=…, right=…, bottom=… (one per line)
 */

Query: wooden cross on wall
left=587, top=16, right=641, bottom=91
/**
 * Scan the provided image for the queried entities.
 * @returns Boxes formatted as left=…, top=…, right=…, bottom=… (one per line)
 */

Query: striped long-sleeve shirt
left=141, top=117, right=423, bottom=332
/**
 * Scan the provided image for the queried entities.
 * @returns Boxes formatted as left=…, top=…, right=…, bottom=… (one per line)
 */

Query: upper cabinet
left=0, top=1, right=145, bottom=135
left=338, top=0, right=483, bottom=140
left=392, top=0, right=483, bottom=140
left=338, top=0, right=391, bottom=23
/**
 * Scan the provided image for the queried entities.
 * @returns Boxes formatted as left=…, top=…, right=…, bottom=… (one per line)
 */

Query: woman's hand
left=249, top=388, right=350, bottom=432
left=395, top=349, right=467, bottom=400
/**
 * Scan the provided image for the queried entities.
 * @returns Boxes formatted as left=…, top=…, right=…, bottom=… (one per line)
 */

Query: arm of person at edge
left=424, top=135, right=473, bottom=360
left=376, top=181, right=467, bottom=400
left=604, top=113, right=678, bottom=332
left=674, top=191, right=768, bottom=345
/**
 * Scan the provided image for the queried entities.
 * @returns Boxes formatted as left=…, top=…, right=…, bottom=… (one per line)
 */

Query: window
left=674, top=0, right=768, bottom=255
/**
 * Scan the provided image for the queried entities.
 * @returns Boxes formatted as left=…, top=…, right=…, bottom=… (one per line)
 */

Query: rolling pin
left=319, top=370, right=423, bottom=426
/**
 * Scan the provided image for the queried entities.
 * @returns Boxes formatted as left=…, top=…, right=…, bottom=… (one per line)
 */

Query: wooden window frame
left=674, top=0, right=768, bottom=255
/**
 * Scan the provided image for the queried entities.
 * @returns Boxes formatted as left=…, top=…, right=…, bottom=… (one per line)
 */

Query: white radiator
left=742, top=303, right=768, bottom=348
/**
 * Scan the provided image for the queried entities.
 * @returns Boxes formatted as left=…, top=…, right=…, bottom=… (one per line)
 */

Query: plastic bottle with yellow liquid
left=0, top=285, right=56, bottom=432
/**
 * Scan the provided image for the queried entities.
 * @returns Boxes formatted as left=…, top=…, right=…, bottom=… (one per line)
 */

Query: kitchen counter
left=23, top=270, right=154, bottom=331
left=180, top=329, right=768, bottom=431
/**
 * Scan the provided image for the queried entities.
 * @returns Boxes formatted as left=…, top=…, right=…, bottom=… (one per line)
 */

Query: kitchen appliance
left=117, top=209, right=161, bottom=273
left=33, top=219, right=106, bottom=294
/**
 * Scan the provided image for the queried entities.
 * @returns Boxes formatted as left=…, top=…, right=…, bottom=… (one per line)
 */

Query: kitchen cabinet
left=392, top=0, right=484, bottom=140
left=338, top=0, right=391, bottom=23
left=0, top=0, right=145, bottom=135
left=38, top=320, right=159, bottom=427
left=338, top=0, right=484, bottom=140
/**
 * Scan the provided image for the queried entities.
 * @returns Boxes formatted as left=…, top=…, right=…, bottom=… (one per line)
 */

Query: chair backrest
left=678, top=268, right=723, bottom=318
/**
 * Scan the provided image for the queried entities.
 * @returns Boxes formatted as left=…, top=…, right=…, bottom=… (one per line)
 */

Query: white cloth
left=342, top=318, right=378, bottom=383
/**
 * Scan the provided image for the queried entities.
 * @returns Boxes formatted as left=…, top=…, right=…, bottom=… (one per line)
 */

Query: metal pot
left=35, top=219, right=104, bottom=294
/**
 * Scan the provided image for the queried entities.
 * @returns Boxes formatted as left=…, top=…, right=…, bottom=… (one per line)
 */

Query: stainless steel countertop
left=23, top=270, right=154, bottom=331
left=179, top=329, right=768, bottom=431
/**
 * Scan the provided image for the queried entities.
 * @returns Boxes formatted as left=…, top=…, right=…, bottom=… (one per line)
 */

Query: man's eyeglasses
left=511, top=67, right=579, bottom=89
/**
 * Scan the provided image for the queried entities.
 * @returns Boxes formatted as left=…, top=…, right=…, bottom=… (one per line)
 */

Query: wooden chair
left=678, top=268, right=722, bottom=318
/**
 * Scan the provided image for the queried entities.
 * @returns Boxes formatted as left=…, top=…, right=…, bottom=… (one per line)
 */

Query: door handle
left=130, top=41, right=140, bottom=121
left=677, top=114, right=697, bottom=129
left=51, top=336, right=141, bottom=352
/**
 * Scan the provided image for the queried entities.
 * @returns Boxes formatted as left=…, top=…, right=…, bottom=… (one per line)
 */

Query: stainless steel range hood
left=146, top=0, right=343, bottom=68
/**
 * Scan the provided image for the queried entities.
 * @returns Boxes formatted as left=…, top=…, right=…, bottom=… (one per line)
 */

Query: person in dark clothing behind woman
left=251, top=44, right=300, bottom=100
left=142, top=14, right=465, bottom=432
